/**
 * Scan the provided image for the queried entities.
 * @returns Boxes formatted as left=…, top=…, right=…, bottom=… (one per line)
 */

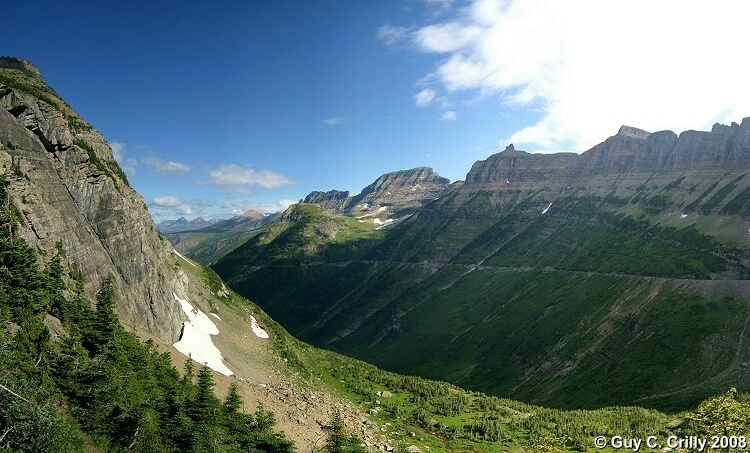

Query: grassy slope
left=199, top=257, right=682, bottom=452
left=214, top=173, right=750, bottom=412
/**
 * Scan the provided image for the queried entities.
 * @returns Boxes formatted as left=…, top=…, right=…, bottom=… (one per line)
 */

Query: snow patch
left=174, top=249, right=197, bottom=267
left=375, top=219, right=395, bottom=230
left=249, top=315, right=269, bottom=339
left=680, top=213, right=688, bottom=219
left=376, top=206, right=387, bottom=213
left=172, top=293, right=233, bottom=376
left=542, top=203, right=553, bottom=214
left=210, top=312, right=221, bottom=320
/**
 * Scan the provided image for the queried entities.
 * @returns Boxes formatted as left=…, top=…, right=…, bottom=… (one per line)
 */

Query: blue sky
left=4, top=1, right=750, bottom=221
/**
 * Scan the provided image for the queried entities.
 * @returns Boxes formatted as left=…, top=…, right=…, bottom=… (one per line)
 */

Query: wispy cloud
left=109, top=142, right=191, bottom=177
left=439, top=111, right=457, bottom=121
left=206, top=164, right=295, bottom=190
left=323, top=117, right=345, bottom=126
left=141, top=155, right=192, bottom=175
left=413, top=88, right=436, bottom=107
left=377, top=24, right=413, bottom=49
left=388, top=0, right=750, bottom=152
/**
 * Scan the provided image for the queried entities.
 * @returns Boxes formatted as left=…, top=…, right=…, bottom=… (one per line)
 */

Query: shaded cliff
left=0, top=57, right=186, bottom=342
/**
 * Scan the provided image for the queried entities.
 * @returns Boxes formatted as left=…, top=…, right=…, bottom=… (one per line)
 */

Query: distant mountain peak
left=239, top=209, right=264, bottom=219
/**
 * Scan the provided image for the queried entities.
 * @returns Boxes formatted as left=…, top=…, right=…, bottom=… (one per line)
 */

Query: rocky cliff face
left=465, top=119, right=750, bottom=189
left=304, top=167, right=451, bottom=219
left=465, top=144, right=580, bottom=188
left=0, top=58, right=186, bottom=342
left=303, top=189, right=351, bottom=212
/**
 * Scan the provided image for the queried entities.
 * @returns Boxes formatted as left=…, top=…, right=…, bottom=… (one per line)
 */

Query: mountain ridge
left=215, top=118, right=750, bottom=410
left=465, top=119, right=750, bottom=188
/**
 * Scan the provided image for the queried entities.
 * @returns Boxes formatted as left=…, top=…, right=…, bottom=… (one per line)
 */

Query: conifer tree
left=224, top=383, right=243, bottom=415
left=90, top=275, right=117, bottom=353
left=193, top=365, right=220, bottom=422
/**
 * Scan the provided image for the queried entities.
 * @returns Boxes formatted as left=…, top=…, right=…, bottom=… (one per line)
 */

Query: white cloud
left=141, top=155, right=192, bottom=175
left=152, top=196, right=184, bottom=208
left=440, top=110, right=457, bottom=121
left=206, top=164, right=295, bottom=190
left=393, top=0, right=750, bottom=152
left=150, top=196, right=193, bottom=215
left=323, top=117, right=345, bottom=126
left=414, top=88, right=437, bottom=107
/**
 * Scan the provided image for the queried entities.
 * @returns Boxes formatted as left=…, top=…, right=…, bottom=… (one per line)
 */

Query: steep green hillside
left=214, top=126, right=750, bottom=411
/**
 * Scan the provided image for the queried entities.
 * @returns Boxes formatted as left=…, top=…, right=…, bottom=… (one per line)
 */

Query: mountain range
left=3, top=56, right=749, bottom=452
left=156, top=216, right=222, bottom=233
left=213, top=119, right=750, bottom=411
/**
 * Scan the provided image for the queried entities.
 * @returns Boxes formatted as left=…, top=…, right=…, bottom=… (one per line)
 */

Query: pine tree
left=323, top=410, right=366, bottom=453
left=90, top=275, right=117, bottom=353
left=193, top=365, right=220, bottom=422
left=224, top=383, right=242, bottom=415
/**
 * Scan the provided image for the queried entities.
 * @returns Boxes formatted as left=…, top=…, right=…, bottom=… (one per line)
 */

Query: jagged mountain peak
left=303, top=167, right=451, bottom=219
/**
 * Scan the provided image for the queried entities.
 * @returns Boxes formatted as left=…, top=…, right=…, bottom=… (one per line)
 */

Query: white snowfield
left=172, top=292, right=233, bottom=376
left=542, top=203, right=553, bottom=214
left=173, top=249, right=197, bottom=267
left=249, top=315, right=269, bottom=339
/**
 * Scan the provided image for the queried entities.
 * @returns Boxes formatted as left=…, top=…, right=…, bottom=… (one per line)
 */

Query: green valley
left=213, top=126, right=750, bottom=412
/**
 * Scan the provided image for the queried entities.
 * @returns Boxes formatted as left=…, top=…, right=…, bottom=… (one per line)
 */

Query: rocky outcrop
left=0, top=58, right=186, bottom=342
left=0, top=57, right=44, bottom=80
